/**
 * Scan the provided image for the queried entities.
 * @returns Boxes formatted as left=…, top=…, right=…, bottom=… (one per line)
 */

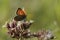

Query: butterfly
left=14, top=8, right=27, bottom=21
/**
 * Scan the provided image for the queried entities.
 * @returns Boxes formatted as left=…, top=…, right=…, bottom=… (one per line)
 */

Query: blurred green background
left=0, top=0, right=60, bottom=40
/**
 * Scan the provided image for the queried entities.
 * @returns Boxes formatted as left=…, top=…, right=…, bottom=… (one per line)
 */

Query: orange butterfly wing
left=16, top=8, right=26, bottom=16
